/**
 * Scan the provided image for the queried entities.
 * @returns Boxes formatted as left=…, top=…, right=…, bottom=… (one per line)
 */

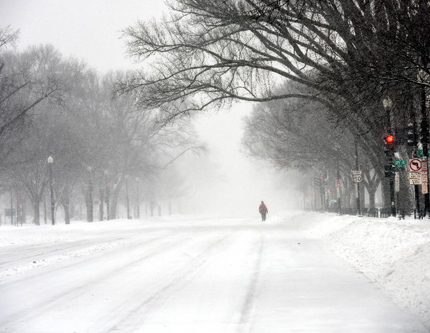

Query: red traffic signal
left=384, top=134, right=394, bottom=144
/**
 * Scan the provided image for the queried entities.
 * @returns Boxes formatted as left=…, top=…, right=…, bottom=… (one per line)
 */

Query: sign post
left=351, top=170, right=362, bottom=183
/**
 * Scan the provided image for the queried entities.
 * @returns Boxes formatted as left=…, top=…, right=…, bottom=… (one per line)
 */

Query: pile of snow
left=300, top=212, right=430, bottom=329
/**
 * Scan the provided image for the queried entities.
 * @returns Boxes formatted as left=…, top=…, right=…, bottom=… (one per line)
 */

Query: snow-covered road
left=0, top=214, right=427, bottom=333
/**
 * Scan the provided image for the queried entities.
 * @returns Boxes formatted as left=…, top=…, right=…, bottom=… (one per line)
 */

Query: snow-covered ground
left=0, top=212, right=428, bottom=332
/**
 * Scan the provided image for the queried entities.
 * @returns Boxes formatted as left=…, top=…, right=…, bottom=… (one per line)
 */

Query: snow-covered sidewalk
left=282, top=211, right=430, bottom=329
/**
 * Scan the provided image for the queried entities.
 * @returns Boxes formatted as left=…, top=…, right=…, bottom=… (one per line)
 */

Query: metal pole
left=385, top=101, right=396, bottom=216
left=412, top=117, right=421, bottom=218
left=355, top=138, right=361, bottom=215
left=421, top=85, right=429, bottom=216
left=48, top=162, right=55, bottom=225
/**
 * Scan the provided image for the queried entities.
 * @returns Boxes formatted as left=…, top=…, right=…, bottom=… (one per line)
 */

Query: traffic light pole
left=384, top=98, right=396, bottom=217
left=421, top=85, right=430, bottom=217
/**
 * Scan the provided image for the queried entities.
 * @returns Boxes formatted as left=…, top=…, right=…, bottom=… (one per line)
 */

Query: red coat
left=259, top=203, right=268, bottom=213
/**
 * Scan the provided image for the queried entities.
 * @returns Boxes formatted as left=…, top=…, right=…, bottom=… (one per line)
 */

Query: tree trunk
left=33, top=200, right=40, bottom=225
left=99, top=187, right=104, bottom=221
left=110, top=177, right=125, bottom=220
left=63, top=201, right=70, bottom=224
left=368, top=187, right=376, bottom=210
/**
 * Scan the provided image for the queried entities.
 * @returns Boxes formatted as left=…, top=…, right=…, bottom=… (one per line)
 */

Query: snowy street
left=0, top=213, right=428, bottom=333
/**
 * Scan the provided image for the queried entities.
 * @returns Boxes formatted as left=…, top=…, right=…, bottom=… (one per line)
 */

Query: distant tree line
left=0, top=27, right=200, bottom=225
left=122, top=0, right=430, bottom=215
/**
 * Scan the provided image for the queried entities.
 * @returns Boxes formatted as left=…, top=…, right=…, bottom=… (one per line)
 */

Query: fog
left=0, top=0, right=301, bottom=221
left=176, top=104, right=300, bottom=217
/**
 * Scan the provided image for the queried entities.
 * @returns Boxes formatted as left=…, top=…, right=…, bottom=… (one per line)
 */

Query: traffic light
left=384, top=130, right=395, bottom=151
left=384, top=164, right=394, bottom=177
left=407, top=122, right=414, bottom=146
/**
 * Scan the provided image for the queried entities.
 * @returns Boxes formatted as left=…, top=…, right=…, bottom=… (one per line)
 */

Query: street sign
left=392, top=160, right=406, bottom=166
left=352, top=174, right=362, bottom=183
left=422, top=160, right=428, bottom=172
left=351, top=170, right=362, bottom=175
left=417, top=149, right=430, bottom=157
left=409, top=158, right=422, bottom=172
left=409, top=172, right=422, bottom=185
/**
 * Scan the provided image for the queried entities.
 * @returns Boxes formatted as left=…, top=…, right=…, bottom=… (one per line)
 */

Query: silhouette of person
left=259, top=201, right=268, bottom=221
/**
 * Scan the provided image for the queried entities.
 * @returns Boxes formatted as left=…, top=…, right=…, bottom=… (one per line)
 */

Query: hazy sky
left=0, top=0, right=165, bottom=73
left=0, top=0, right=297, bottom=215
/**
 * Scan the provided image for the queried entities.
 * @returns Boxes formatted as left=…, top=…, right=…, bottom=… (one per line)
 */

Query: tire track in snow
left=0, top=231, right=192, bottom=329
left=237, top=231, right=265, bottom=333
left=101, top=231, right=234, bottom=333
left=0, top=238, right=125, bottom=279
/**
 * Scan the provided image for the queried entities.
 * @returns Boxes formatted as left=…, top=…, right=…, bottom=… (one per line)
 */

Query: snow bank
left=307, top=212, right=430, bottom=329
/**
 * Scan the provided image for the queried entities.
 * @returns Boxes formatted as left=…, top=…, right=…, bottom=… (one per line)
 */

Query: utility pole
left=383, top=97, right=396, bottom=217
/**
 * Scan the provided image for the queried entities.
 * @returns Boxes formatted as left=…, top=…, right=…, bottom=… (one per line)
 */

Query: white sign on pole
left=409, top=172, right=422, bottom=185
left=422, top=159, right=428, bottom=172
left=352, top=170, right=362, bottom=175
left=409, top=158, right=423, bottom=172
left=352, top=174, right=362, bottom=183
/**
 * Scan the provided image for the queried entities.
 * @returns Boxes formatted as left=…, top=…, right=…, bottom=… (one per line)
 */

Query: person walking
left=259, top=201, right=268, bottom=221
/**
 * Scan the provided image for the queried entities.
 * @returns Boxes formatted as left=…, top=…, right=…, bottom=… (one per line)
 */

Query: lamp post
left=47, top=156, right=55, bottom=225
left=125, top=175, right=131, bottom=219
left=87, top=166, right=93, bottom=222
left=104, top=170, right=110, bottom=220
left=383, top=97, right=396, bottom=217
left=136, top=177, right=140, bottom=219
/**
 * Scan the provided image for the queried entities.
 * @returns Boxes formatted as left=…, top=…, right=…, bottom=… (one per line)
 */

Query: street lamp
left=47, top=156, right=55, bottom=225
left=87, top=166, right=93, bottom=222
left=125, top=175, right=131, bottom=219
left=104, top=170, right=110, bottom=220
left=136, top=177, right=140, bottom=219
left=383, top=97, right=396, bottom=217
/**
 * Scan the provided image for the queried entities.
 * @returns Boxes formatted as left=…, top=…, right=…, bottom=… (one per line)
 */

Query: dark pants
left=260, top=211, right=267, bottom=221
